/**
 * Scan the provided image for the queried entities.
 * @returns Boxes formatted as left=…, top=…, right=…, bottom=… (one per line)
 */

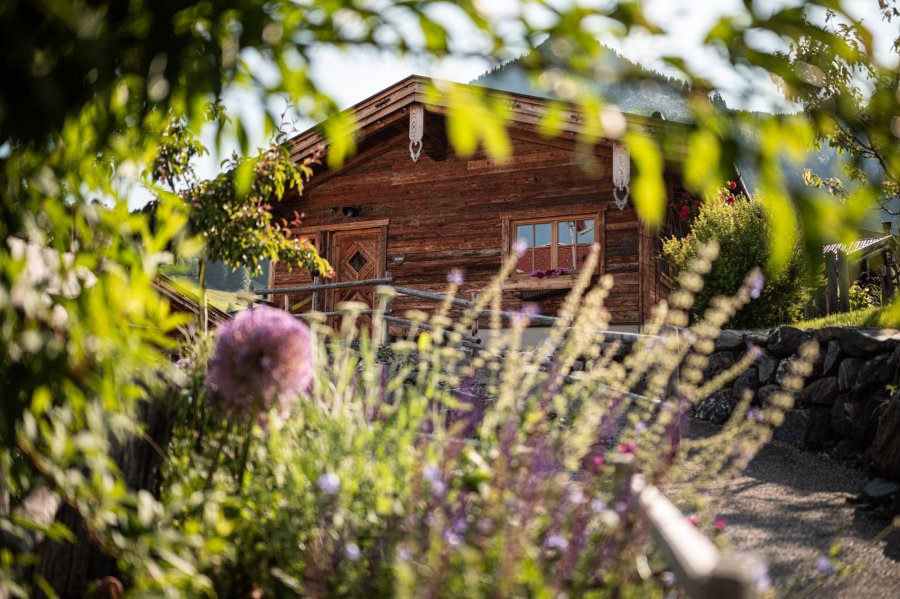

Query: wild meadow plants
left=133, top=242, right=814, bottom=597
left=0, top=241, right=816, bottom=597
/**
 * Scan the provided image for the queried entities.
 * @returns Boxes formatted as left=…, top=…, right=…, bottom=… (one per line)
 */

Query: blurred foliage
left=782, top=6, right=899, bottom=215
left=146, top=116, right=332, bottom=277
left=662, top=194, right=816, bottom=328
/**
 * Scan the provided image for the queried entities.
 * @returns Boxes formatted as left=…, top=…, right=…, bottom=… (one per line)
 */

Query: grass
left=795, top=302, right=900, bottom=329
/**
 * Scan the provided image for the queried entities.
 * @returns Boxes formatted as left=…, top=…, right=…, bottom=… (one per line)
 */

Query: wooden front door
left=328, top=227, right=384, bottom=313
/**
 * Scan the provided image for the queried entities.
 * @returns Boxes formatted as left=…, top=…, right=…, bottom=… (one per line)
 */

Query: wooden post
left=837, top=251, right=850, bottom=313
left=282, top=293, right=289, bottom=311
left=311, top=276, right=320, bottom=312
left=883, top=265, right=895, bottom=304
left=470, top=292, right=479, bottom=338
left=824, top=252, right=838, bottom=315
left=198, top=257, right=209, bottom=334
left=630, top=475, right=760, bottom=599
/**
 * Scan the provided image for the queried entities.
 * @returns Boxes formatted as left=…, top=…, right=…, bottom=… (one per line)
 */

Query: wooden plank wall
left=273, top=127, right=676, bottom=327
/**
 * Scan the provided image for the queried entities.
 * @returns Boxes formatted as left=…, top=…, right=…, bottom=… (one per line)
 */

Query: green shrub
left=662, top=195, right=815, bottom=329
left=847, top=282, right=881, bottom=311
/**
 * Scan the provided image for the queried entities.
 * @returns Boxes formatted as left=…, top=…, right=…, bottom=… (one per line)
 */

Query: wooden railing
left=624, top=467, right=761, bottom=599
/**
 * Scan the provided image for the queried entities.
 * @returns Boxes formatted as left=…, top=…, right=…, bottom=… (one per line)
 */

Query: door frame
left=314, top=219, right=388, bottom=312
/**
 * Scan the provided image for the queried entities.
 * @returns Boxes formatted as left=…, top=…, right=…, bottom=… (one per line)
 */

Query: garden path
left=687, top=419, right=900, bottom=598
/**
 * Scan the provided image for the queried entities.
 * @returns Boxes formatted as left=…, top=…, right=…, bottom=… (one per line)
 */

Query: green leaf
left=626, top=132, right=665, bottom=228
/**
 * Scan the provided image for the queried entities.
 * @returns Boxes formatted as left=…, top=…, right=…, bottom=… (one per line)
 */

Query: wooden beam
left=630, top=474, right=760, bottom=599
left=825, top=252, right=838, bottom=315
left=837, top=251, right=850, bottom=313
left=296, top=218, right=390, bottom=235
left=254, top=276, right=394, bottom=295
left=423, top=111, right=448, bottom=161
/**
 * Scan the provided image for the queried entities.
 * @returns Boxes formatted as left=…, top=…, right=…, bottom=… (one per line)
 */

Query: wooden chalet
left=267, top=76, right=693, bottom=333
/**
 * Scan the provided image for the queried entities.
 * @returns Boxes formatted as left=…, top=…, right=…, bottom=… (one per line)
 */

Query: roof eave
left=286, top=75, right=690, bottom=165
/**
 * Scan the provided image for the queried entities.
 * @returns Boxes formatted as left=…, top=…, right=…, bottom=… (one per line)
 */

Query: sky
left=132, top=0, right=898, bottom=208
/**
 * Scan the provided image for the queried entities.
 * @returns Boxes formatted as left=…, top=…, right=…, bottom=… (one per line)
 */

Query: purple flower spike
left=345, top=543, right=361, bottom=562
left=546, top=533, right=569, bottom=550
left=318, top=472, right=341, bottom=495
left=207, top=306, right=313, bottom=420
left=446, top=268, right=464, bottom=285
left=661, top=571, right=676, bottom=587
left=815, top=555, right=836, bottom=576
left=749, top=271, right=765, bottom=299
left=512, top=302, right=539, bottom=326
left=747, top=408, right=765, bottom=423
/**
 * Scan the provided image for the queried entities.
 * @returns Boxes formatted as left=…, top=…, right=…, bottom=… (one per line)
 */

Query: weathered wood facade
left=270, top=76, right=686, bottom=330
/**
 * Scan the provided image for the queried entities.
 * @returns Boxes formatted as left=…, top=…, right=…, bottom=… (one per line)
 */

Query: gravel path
left=687, top=419, right=900, bottom=597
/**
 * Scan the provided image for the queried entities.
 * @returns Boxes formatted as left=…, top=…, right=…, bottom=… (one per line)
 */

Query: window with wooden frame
left=502, top=211, right=602, bottom=290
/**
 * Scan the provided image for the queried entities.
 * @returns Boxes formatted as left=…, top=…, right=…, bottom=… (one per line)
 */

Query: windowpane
left=511, top=217, right=596, bottom=274
left=558, top=221, right=575, bottom=246
left=516, top=224, right=534, bottom=248
left=576, top=219, right=594, bottom=244
left=534, top=223, right=552, bottom=271
left=534, top=223, right=551, bottom=247
left=515, top=224, right=534, bottom=273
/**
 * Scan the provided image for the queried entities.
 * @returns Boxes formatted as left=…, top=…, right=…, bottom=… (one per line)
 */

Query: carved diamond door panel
left=329, top=228, right=384, bottom=316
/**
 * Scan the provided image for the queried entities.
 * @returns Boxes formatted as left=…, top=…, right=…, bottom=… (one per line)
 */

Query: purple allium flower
left=318, top=472, right=341, bottom=495
left=345, top=543, right=361, bottom=562
left=815, top=555, right=836, bottom=575
left=749, top=271, right=765, bottom=299
left=513, top=238, right=528, bottom=257
left=546, top=533, right=569, bottom=550
left=444, top=531, right=463, bottom=547
left=397, top=547, right=411, bottom=562
left=446, top=268, right=464, bottom=285
left=207, top=306, right=313, bottom=419
left=591, top=498, right=608, bottom=513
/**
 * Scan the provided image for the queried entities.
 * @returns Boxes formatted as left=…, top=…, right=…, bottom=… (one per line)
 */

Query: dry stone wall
left=693, top=326, right=900, bottom=480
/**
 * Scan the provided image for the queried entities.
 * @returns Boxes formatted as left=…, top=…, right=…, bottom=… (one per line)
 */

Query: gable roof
left=823, top=235, right=898, bottom=261
left=286, top=75, right=688, bottom=166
